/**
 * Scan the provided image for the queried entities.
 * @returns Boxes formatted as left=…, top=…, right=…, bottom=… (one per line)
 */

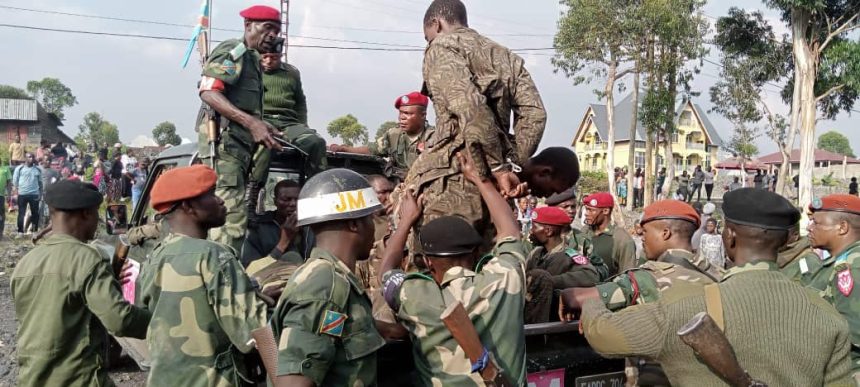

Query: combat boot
left=246, top=181, right=263, bottom=224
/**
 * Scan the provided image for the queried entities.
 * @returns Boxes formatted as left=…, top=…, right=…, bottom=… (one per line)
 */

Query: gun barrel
left=678, top=312, right=767, bottom=387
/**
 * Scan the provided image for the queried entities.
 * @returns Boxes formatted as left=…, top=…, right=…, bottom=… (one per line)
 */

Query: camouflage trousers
left=249, top=122, right=327, bottom=184
left=199, top=129, right=255, bottom=254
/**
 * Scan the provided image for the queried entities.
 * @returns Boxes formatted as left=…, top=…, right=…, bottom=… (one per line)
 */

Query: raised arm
left=379, top=189, right=422, bottom=277
left=456, top=151, right=518, bottom=239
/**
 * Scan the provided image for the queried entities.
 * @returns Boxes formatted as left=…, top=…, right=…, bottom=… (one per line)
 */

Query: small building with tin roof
left=0, top=98, right=75, bottom=147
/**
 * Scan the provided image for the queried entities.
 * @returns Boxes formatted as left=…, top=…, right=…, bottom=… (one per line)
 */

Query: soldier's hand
left=455, top=151, right=482, bottom=184
left=119, top=260, right=135, bottom=286
left=494, top=171, right=526, bottom=199
left=248, top=119, right=282, bottom=150
left=398, top=189, right=423, bottom=227
left=558, top=287, right=600, bottom=319
left=328, top=144, right=345, bottom=152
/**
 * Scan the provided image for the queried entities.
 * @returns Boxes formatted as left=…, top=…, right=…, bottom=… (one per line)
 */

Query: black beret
left=45, top=180, right=103, bottom=210
left=420, top=216, right=483, bottom=256
left=545, top=187, right=576, bottom=206
left=722, top=188, right=799, bottom=230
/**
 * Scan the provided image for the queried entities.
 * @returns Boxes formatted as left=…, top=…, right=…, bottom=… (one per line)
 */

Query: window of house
left=635, top=152, right=645, bottom=170
left=672, top=131, right=680, bottom=143
left=634, top=140, right=646, bottom=149
left=592, top=157, right=598, bottom=169
left=680, top=110, right=693, bottom=127
left=705, top=155, right=711, bottom=170
left=674, top=156, right=684, bottom=171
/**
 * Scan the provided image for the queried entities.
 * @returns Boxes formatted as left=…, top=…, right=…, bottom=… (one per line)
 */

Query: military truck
left=105, top=143, right=624, bottom=386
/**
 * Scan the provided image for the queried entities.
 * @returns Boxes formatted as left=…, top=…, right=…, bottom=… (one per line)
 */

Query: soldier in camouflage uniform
left=381, top=150, right=528, bottom=386
left=581, top=192, right=638, bottom=276
left=406, top=0, right=553, bottom=233
left=197, top=5, right=283, bottom=254
left=545, top=187, right=609, bottom=278
left=807, top=194, right=860, bottom=379
left=272, top=169, right=385, bottom=386
left=12, top=180, right=151, bottom=387
left=778, top=222, right=830, bottom=290
left=331, top=92, right=435, bottom=183
left=524, top=206, right=599, bottom=323
left=137, top=165, right=266, bottom=386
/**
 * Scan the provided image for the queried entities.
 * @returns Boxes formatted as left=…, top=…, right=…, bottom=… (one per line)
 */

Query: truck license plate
left=574, top=371, right=626, bottom=387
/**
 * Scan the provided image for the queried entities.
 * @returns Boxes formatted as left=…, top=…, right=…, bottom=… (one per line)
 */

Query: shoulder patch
left=836, top=268, right=854, bottom=296
left=229, top=43, right=247, bottom=60
left=319, top=310, right=347, bottom=337
left=572, top=255, right=589, bottom=265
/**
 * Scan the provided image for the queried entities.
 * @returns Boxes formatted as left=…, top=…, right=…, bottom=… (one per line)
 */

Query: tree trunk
left=626, top=69, right=640, bottom=210
left=792, top=8, right=817, bottom=210
left=777, top=149, right=791, bottom=196
left=606, top=60, right=618, bottom=199
left=645, top=131, right=655, bottom=204
left=661, top=69, right=679, bottom=197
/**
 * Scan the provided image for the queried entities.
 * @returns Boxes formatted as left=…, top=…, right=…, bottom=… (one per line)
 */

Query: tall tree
left=375, top=121, right=398, bottom=140
left=327, top=114, right=368, bottom=147
left=76, top=112, right=120, bottom=150
left=554, top=0, right=638, bottom=203
left=26, top=78, right=78, bottom=121
left=152, top=121, right=182, bottom=146
left=763, top=0, right=860, bottom=210
left=712, top=8, right=794, bottom=195
left=0, top=85, right=31, bottom=99
left=817, top=131, right=855, bottom=158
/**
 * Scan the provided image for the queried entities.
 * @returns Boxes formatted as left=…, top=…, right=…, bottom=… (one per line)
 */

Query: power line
left=0, top=22, right=555, bottom=52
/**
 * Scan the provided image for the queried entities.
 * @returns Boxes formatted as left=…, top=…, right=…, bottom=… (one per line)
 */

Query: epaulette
left=229, top=43, right=247, bottom=61
left=405, top=272, right=434, bottom=281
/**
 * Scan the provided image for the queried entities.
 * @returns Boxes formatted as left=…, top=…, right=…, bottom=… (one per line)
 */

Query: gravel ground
left=0, top=233, right=147, bottom=386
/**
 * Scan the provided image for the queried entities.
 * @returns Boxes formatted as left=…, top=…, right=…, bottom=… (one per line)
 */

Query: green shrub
left=578, top=170, right=609, bottom=196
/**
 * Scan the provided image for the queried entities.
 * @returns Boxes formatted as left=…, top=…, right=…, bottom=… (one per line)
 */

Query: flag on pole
left=181, top=0, right=210, bottom=68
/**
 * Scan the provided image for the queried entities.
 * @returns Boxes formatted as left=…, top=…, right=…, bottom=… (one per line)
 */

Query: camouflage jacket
left=272, top=248, right=385, bottom=386
left=582, top=261, right=853, bottom=386
left=526, top=242, right=599, bottom=289
left=198, top=38, right=264, bottom=152
left=581, top=224, right=638, bottom=277
left=822, top=239, right=860, bottom=374
left=409, top=27, right=546, bottom=186
left=368, top=124, right=435, bottom=181
left=381, top=270, right=482, bottom=386
left=441, top=237, right=529, bottom=386
left=596, top=249, right=716, bottom=311
left=778, top=236, right=832, bottom=291
left=12, top=234, right=151, bottom=387
left=137, top=233, right=266, bottom=387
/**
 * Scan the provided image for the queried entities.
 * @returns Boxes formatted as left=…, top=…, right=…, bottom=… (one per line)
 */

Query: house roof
left=758, top=149, right=860, bottom=164
left=576, top=93, right=724, bottom=147
left=0, top=99, right=38, bottom=121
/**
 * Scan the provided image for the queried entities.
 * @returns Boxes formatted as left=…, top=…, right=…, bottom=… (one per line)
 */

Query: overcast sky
left=1, top=0, right=857, bottom=156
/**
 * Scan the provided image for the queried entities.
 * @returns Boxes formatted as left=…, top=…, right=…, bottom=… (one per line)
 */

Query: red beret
left=641, top=200, right=701, bottom=227
left=394, top=91, right=429, bottom=109
left=150, top=165, right=217, bottom=214
left=810, top=194, right=860, bottom=216
left=583, top=192, right=614, bottom=208
left=533, top=206, right=572, bottom=226
left=239, top=5, right=281, bottom=22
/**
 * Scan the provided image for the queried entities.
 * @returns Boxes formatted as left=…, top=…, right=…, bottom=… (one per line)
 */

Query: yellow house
left=572, top=94, right=723, bottom=172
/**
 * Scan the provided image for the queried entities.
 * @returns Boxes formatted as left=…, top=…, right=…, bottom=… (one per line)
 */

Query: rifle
left=196, top=29, right=219, bottom=169
left=249, top=325, right=291, bottom=387
left=111, top=234, right=131, bottom=278
left=677, top=312, right=767, bottom=387
left=440, top=302, right=514, bottom=387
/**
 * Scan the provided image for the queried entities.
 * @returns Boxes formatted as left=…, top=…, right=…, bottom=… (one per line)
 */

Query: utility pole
left=280, top=0, right=290, bottom=60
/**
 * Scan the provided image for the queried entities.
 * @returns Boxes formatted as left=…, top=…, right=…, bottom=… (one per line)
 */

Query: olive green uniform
left=198, top=38, right=265, bottom=254
left=524, top=243, right=599, bottom=323
left=369, top=124, right=434, bottom=182
left=272, top=248, right=385, bottom=386
left=11, top=234, right=151, bottom=387
left=406, top=26, right=546, bottom=232
left=822, top=240, right=860, bottom=376
left=137, top=234, right=267, bottom=387
left=581, top=224, right=637, bottom=276
left=382, top=270, right=483, bottom=386
left=565, top=227, right=611, bottom=280
left=582, top=262, right=853, bottom=386
left=251, top=62, right=327, bottom=184
left=778, top=236, right=831, bottom=291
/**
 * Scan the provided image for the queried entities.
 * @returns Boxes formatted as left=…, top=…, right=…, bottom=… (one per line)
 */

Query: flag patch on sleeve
left=319, top=310, right=347, bottom=337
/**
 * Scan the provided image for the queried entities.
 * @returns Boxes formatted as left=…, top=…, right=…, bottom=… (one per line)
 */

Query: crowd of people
left=7, top=1, right=860, bottom=387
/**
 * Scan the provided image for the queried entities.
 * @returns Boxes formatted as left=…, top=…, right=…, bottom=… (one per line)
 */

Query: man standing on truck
left=405, top=0, right=547, bottom=232
left=197, top=5, right=283, bottom=253
left=329, top=92, right=435, bottom=183
left=579, top=189, right=853, bottom=386
left=381, top=150, right=529, bottom=386
left=245, top=51, right=328, bottom=218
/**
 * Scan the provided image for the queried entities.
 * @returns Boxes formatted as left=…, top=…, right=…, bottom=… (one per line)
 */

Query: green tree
left=375, top=121, right=398, bottom=140
left=0, top=85, right=31, bottom=99
left=26, top=78, right=78, bottom=121
left=76, top=112, right=120, bottom=150
left=327, top=114, right=368, bottom=146
left=152, top=121, right=182, bottom=146
left=762, top=0, right=860, bottom=210
left=726, top=124, right=760, bottom=162
left=817, top=131, right=855, bottom=158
